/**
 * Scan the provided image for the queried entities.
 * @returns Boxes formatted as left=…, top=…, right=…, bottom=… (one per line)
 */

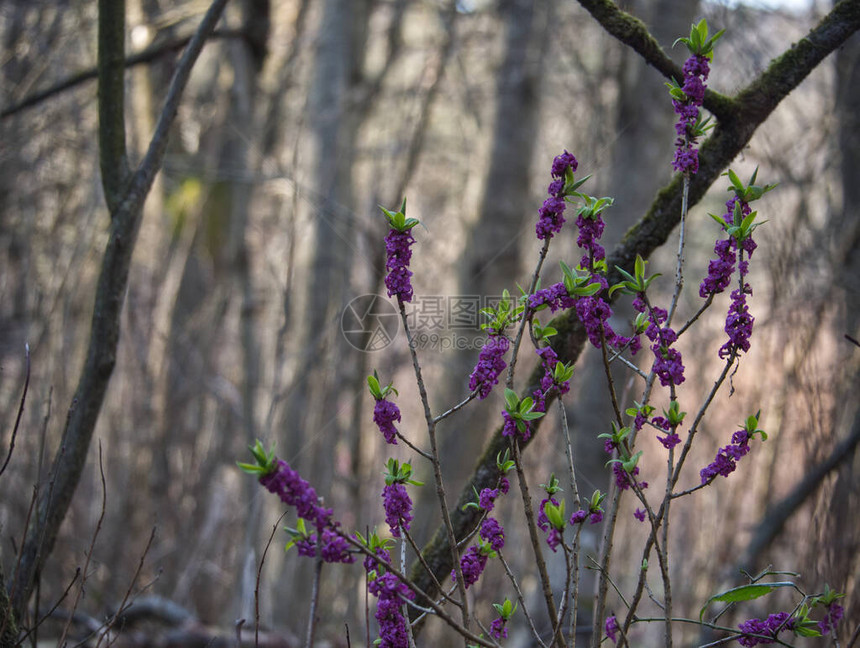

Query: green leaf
left=709, top=213, right=728, bottom=229
left=504, top=388, right=520, bottom=412
left=699, top=583, right=794, bottom=621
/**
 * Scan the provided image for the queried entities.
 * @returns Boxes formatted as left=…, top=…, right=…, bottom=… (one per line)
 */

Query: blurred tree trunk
left=226, top=0, right=270, bottom=625
left=828, top=4, right=860, bottom=622
left=276, top=0, right=373, bottom=625
left=438, top=0, right=551, bottom=500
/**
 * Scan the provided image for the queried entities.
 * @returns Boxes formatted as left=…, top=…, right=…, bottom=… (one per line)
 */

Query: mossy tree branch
left=409, top=0, right=860, bottom=626
left=9, top=0, right=230, bottom=622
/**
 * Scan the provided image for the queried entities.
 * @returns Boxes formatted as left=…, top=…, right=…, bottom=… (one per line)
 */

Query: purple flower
left=613, top=462, right=647, bottom=491
left=605, top=615, right=619, bottom=643
left=382, top=483, right=413, bottom=537
left=718, top=286, right=754, bottom=359
left=384, top=229, right=415, bottom=302
left=369, top=572, right=414, bottom=648
left=490, top=616, right=509, bottom=640
left=260, top=459, right=330, bottom=528
left=700, top=238, right=736, bottom=297
left=480, top=517, right=505, bottom=552
left=469, top=334, right=510, bottom=399
left=576, top=212, right=606, bottom=269
left=363, top=546, right=391, bottom=574
left=818, top=603, right=843, bottom=636
left=453, top=545, right=488, bottom=589
left=700, top=426, right=754, bottom=484
left=529, top=282, right=576, bottom=313
left=537, top=497, right=559, bottom=532
left=672, top=54, right=710, bottom=174
left=551, top=150, right=578, bottom=178
left=737, top=612, right=791, bottom=647
left=260, top=460, right=356, bottom=563
left=373, top=398, right=401, bottom=444
left=536, top=195, right=568, bottom=240
left=499, top=476, right=510, bottom=494
left=634, top=508, right=646, bottom=522
left=546, top=527, right=563, bottom=552
left=570, top=510, right=587, bottom=524
left=589, top=510, right=604, bottom=524
left=479, top=487, right=500, bottom=512
left=536, top=151, right=578, bottom=240
left=658, top=433, right=681, bottom=449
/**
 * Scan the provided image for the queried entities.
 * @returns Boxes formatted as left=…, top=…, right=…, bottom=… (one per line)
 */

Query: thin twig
left=58, top=444, right=108, bottom=648
left=397, top=299, right=471, bottom=632
left=95, top=527, right=157, bottom=648
left=256, top=512, right=287, bottom=648
left=433, top=391, right=479, bottom=424
left=402, top=528, right=461, bottom=609
left=497, top=551, right=547, bottom=648
left=0, top=343, right=30, bottom=478
left=304, top=557, right=323, bottom=648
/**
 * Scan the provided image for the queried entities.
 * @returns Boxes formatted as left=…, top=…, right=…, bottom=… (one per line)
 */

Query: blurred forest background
left=1, top=0, right=859, bottom=646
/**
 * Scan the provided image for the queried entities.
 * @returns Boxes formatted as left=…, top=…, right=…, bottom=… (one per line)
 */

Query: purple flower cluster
left=700, top=196, right=760, bottom=359
left=382, top=483, right=413, bottom=538
left=368, top=571, right=414, bottom=648
left=480, top=516, right=505, bottom=552
left=490, top=615, right=509, bottom=640
left=634, top=296, right=685, bottom=387
left=536, top=496, right=559, bottom=532
left=528, top=282, right=576, bottom=313
left=501, top=409, right=533, bottom=441
left=530, top=346, right=570, bottom=416
left=384, top=228, right=415, bottom=302
left=469, top=334, right=510, bottom=399
left=700, top=197, right=752, bottom=297
left=373, top=397, right=401, bottom=445
left=719, top=286, right=754, bottom=359
left=576, top=211, right=607, bottom=270
left=634, top=508, right=646, bottom=522
left=570, top=508, right=602, bottom=525
left=605, top=615, right=619, bottom=644
left=537, top=496, right=563, bottom=551
left=576, top=293, right=633, bottom=352
left=260, top=459, right=355, bottom=563
left=737, top=612, right=793, bottom=647
left=651, top=415, right=681, bottom=450
left=454, top=545, right=488, bottom=589
left=672, top=55, right=710, bottom=174
left=295, top=527, right=353, bottom=563
left=819, top=603, right=844, bottom=635
left=700, top=428, right=752, bottom=484
left=260, top=459, right=331, bottom=528
left=478, top=477, right=510, bottom=512
left=613, top=462, right=647, bottom=491
left=536, top=151, right=578, bottom=240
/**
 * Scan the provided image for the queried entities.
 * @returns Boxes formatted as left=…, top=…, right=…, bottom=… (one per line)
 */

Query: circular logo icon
left=341, top=294, right=400, bottom=351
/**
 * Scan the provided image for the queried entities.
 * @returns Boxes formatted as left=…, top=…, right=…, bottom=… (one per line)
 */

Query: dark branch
left=1, top=29, right=244, bottom=120
left=574, top=0, right=735, bottom=120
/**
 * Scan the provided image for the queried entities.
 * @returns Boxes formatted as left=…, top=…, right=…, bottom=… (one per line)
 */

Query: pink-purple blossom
left=672, top=54, right=710, bottom=173
left=469, top=334, right=510, bottom=399
left=536, top=151, right=578, bottom=240
left=373, top=398, right=401, bottom=445
left=384, top=229, right=415, bottom=302
left=382, top=483, right=413, bottom=537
